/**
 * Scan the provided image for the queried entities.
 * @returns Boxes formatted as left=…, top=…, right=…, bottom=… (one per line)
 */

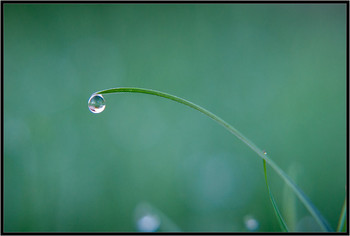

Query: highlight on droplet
left=88, top=94, right=106, bottom=113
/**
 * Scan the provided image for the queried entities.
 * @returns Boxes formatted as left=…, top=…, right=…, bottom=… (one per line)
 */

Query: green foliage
left=337, top=198, right=347, bottom=232
left=95, top=87, right=334, bottom=232
left=263, top=159, right=289, bottom=232
left=282, top=163, right=298, bottom=231
left=4, top=4, right=345, bottom=232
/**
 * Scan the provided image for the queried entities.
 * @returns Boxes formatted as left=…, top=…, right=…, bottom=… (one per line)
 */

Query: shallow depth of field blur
left=3, top=3, right=346, bottom=232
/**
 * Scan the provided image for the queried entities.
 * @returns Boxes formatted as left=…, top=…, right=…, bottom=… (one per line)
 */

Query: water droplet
left=88, top=94, right=105, bottom=113
left=263, top=150, right=267, bottom=155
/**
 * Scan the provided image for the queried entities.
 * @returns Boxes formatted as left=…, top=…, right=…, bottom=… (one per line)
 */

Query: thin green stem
left=94, top=87, right=333, bottom=232
left=336, top=197, right=347, bottom=232
left=263, top=159, right=289, bottom=232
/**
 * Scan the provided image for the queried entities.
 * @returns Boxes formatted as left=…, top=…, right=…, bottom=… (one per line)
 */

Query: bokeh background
left=3, top=3, right=347, bottom=232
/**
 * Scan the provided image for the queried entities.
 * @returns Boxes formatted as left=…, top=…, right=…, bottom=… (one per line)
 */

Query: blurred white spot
left=135, top=202, right=161, bottom=232
left=137, top=214, right=160, bottom=232
left=244, top=215, right=259, bottom=231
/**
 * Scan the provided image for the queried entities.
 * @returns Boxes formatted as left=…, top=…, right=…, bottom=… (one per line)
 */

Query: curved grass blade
left=263, top=159, right=289, bottom=232
left=337, top=198, right=347, bottom=232
left=94, top=87, right=333, bottom=232
left=282, top=163, right=298, bottom=231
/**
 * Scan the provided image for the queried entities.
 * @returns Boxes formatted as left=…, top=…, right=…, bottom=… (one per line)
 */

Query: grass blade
left=94, top=87, right=333, bottom=232
left=337, top=198, right=347, bottom=232
left=282, top=163, right=298, bottom=231
left=263, top=159, right=289, bottom=232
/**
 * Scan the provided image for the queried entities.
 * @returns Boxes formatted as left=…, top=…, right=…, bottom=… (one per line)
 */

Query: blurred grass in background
left=3, top=3, right=346, bottom=232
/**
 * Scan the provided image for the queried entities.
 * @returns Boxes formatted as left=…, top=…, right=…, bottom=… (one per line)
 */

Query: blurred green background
left=3, top=3, right=346, bottom=232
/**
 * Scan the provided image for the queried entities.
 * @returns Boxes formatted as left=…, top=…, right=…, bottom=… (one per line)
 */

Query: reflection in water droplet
left=88, top=94, right=105, bottom=113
